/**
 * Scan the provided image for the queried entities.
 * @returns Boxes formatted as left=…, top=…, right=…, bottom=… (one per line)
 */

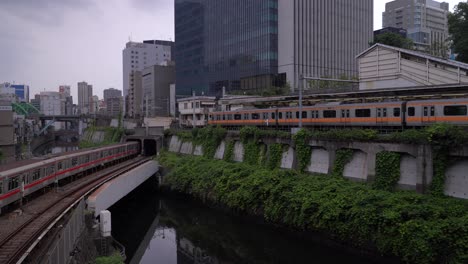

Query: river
left=110, top=180, right=389, bottom=264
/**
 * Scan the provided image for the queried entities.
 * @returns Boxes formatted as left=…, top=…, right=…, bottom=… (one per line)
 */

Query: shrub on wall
left=293, top=129, right=312, bottom=172
left=224, top=140, right=235, bottom=162
left=331, top=149, right=354, bottom=177
left=373, top=151, right=401, bottom=191
left=267, top=144, right=283, bottom=170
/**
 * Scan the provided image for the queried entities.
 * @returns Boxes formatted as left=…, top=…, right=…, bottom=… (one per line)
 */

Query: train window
left=279, top=112, right=283, bottom=119
left=444, top=105, right=467, bottom=116
left=252, top=113, right=259, bottom=120
left=222, top=115, right=226, bottom=120
left=355, top=109, right=371, bottom=117
left=323, top=110, right=336, bottom=118
left=23, top=173, right=30, bottom=184
left=408, top=107, right=415, bottom=116
left=58, top=162, right=63, bottom=171
left=341, top=110, right=345, bottom=118
left=423, top=107, right=428, bottom=117
left=33, top=169, right=40, bottom=181
left=286, top=112, right=292, bottom=119
left=311, top=111, right=315, bottom=118
left=244, top=114, right=249, bottom=120
left=234, top=114, right=242, bottom=120
left=302, top=111, right=307, bottom=118
left=8, top=177, right=19, bottom=190
left=393, top=108, right=401, bottom=117
left=0, top=182, right=2, bottom=194
left=430, top=107, right=435, bottom=116
left=296, top=112, right=299, bottom=119
left=272, top=112, right=276, bottom=119
left=377, top=109, right=381, bottom=117
left=383, top=108, right=387, bottom=117
left=227, top=114, right=233, bottom=120
left=48, top=165, right=55, bottom=175
left=263, top=113, right=269, bottom=119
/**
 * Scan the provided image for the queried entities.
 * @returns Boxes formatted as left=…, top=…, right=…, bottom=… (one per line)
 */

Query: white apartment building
left=177, top=96, right=216, bottom=127
left=122, top=40, right=173, bottom=117
left=40, top=91, right=64, bottom=130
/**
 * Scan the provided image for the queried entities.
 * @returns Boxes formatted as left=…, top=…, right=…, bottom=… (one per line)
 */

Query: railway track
left=0, top=156, right=152, bottom=264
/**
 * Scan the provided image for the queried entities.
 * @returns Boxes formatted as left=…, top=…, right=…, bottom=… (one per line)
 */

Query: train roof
left=0, top=142, right=135, bottom=179
left=407, top=98, right=468, bottom=104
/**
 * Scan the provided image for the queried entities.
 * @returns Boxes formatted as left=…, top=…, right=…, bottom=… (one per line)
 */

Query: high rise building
left=122, top=40, right=174, bottom=117
left=77, top=82, right=93, bottom=114
left=103, top=88, right=123, bottom=117
left=59, top=85, right=73, bottom=115
left=174, top=0, right=373, bottom=96
left=383, top=0, right=449, bottom=52
left=103, top=88, right=122, bottom=101
left=141, top=64, right=175, bottom=117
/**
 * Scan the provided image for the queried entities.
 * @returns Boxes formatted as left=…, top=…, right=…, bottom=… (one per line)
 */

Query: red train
left=208, top=98, right=468, bottom=128
left=0, top=142, right=140, bottom=214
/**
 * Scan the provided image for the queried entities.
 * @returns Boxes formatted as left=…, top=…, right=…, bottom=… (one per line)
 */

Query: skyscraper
left=122, top=40, right=174, bottom=117
left=174, top=0, right=373, bottom=96
left=383, top=0, right=449, bottom=53
left=77, top=82, right=93, bottom=114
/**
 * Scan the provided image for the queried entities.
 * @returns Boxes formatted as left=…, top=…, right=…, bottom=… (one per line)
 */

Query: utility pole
left=299, top=74, right=303, bottom=128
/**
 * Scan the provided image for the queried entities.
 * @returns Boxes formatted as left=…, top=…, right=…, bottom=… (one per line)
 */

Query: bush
left=159, top=152, right=468, bottom=264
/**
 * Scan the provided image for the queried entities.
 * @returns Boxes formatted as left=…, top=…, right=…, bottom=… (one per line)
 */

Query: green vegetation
left=267, top=144, right=283, bottom=170
left=374, top=152, right=401, bottom=191
left=331, top=149, right=354, bottom=178
left=293, top=129, right=312, bottom=172
left=159, top=151, right=468, bottom=264
left=94, top=254, right=124, bottom=264
left=79, top=126, right=124, bottom=149
left=224, top=140, right=235, bottom=162
left=370, top=32, right=414, bottom=50
left=449, top=2, right=468, bottom=63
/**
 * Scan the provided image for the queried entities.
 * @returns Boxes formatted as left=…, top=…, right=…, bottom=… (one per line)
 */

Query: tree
left=448, top=2, right=468, bottom=63
left=370, top=32, right=414, bottom=50
left=426, top=41, right=450, bottom=59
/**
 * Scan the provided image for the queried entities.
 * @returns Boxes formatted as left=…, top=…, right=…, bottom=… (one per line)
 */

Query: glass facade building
left=175, top=0, right=281, bottom=96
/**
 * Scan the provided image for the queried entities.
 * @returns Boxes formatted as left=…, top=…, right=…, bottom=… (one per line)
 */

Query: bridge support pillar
left=416, top=145, right=433, bottom=194
left=327, top=147, right=337, bottom=175
left=366, top=150, right=377, bottom=183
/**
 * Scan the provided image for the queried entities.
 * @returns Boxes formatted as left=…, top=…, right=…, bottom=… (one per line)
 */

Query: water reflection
left=110, top=183, right=384, bottom=264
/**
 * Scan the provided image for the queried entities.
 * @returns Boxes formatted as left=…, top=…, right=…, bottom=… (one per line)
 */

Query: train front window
left=393, top=108, right=401, bottom=117
left=444, top=105, right=467, bottom=116
left=324, top=110, right=336, bottom=118
left=356, top=109, right=371, bottom=117
left=408, top=107, right=415, bottom=116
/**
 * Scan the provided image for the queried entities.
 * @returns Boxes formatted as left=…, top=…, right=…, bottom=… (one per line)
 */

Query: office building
left=103, top=88, right=122, bottom=101
left=374, top=27, right=408, bottom=38
left=30, top=94, right=41, bottom=111
left=104, top=88, right=123, bottom=117
left=0, top=101, right=15, bottom=164
left=122, top=40, right=174, bottom=117
left=59, top=85, right=73, bottom=115
left=174, top=0, right=373, bottom=96
left=142, top=64, right=175, bottom=117
left=77, top=82, right=93, bottom=114
left=383, top=0, right=449, bottom=52
left=0, top=83, right=29, bottom=103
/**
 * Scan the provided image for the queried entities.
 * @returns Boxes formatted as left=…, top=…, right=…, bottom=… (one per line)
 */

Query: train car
left=0, top=142, right=140, bottom=214
left=209, top=101, right=406, bottom=128
left=406, top=98, right=468, bottom=127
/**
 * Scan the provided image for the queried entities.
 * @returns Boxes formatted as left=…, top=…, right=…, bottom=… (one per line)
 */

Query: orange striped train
left=0, top=142, right=140, bottom=214
left=208, top=98, right=468, bottom=128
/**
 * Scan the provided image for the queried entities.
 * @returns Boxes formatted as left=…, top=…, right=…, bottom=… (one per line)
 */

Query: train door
left=376, top=108, right=388, bottom=124
left=340, top=109, right=350, bottom=125
left=422, top=105, right=436, bottom=123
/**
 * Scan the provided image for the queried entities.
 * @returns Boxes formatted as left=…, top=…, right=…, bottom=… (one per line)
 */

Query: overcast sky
left=0, top=0, right=462, bottom=102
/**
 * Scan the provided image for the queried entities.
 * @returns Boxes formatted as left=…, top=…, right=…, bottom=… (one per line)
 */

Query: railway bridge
left=0, top=138, right=161, bottom=264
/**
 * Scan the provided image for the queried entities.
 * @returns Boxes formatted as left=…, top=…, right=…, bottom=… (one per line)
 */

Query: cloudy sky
left=0, top=0, right=461, bottom=102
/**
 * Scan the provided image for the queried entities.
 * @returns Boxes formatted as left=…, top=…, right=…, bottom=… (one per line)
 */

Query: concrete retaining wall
left=166, top=136, right=468, bottom=199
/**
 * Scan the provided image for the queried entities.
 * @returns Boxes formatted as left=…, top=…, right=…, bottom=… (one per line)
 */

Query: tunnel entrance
left=143, top=139, right=157, bottom=156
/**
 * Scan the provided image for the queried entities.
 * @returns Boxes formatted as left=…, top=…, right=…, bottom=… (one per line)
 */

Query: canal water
left=110, top=180, right=386, bottom=264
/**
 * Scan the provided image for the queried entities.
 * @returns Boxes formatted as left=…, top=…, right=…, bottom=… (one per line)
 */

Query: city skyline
left=0, top=0, right=461, bottom=102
